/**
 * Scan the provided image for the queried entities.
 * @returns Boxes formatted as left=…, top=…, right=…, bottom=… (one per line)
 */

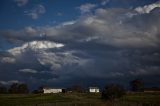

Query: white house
left=43, top=87, right=62, bottom=94
left=89, top=87, right=100, bottom=93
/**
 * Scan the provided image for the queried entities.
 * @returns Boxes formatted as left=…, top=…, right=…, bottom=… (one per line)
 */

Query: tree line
left=101, top=79, right=144, bottom=100
left=0, top=83, right=29, bottom=94
left=0, top=79, right=144, bottom=96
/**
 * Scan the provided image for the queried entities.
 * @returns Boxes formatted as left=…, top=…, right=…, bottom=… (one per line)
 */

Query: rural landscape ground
left=0, top=92, right=160, bottom=106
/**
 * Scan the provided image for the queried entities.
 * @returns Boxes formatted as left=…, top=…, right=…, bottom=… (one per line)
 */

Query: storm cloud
left=0, top=1, right=160, bottom=88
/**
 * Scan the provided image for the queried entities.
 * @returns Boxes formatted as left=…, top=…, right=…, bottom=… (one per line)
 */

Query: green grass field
left=0, top=92, right=159, bottom=106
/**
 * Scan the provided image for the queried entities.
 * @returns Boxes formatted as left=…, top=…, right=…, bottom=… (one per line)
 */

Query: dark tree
left=32, top=89, right=42, bottom=94
left=17, top=83, right=29, bottom=94
left=69, top=85, right=85, bottom=93
left=32, top=90, right=39, bottom=94
left=32, top=86, right=44, bottom=94
left=8, top=83, right=29, bottom=94
left=101, top=84, right=126, bottom=100
left=0, top=85, right=7, bottom=94
left=130, top=79, right=144, bottom=92
left=8, top=83, right=18, bottom=94
left=37, top=86, right=44, bottom=93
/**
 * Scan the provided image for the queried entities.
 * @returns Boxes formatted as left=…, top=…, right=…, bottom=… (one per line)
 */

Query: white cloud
left=25, top=4, right=46, bottom=19
left=78, top=3, right=97, bottom=14
left=14, top=0, right=28, bottom=7
left=19, top=69, right=38, bottom=74
left=8, top=41, right=64, bottom=56
left=59, top=20, right=76, bottom=27
left=135, top=1, right=160, bottom=14
left=62, top=21, right=76, bottom=26
left=37, top=51, right=91, bottom=71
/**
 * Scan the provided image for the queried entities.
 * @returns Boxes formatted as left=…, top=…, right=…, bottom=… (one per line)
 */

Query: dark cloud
left=0, top=1, right=160, bottom=88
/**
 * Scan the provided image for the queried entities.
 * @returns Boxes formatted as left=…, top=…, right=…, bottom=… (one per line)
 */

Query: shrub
left=101, top=84, right=126, bottom=100
left=130, top=79, right=144, bottom=92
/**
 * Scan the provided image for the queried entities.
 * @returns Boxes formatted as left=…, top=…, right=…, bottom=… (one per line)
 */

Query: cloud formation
left=135, top=1, right=160, bottom=14
left=101, top=0, right=110, bottom=5
left=1, top=6, right=160, bottom=51
left=25, top=4, right=46, bottom=19
left=19, top=69, right=38, bottom=74
left=7, top=40, right=64, bottom=56
left=78, top=3, right=97, bottom=14
left=0, top=57, right=15, bottom=63
left=14, top=0, right=28, bottom=7
left=0, top=1, right=160, bottom=87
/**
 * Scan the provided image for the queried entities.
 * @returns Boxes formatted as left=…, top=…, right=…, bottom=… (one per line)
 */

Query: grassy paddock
left=0, top=92, right=159, bottom=106
left=121, top=92, right=160, bottom=105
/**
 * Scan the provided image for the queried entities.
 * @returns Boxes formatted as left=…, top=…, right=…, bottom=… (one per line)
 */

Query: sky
left=0, top=0, right=160, bottom=89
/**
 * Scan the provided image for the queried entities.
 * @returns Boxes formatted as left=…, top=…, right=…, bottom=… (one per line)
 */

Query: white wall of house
left=43, top=88, right=62, bottom=93
left=89, top=87, right=100, bottom=93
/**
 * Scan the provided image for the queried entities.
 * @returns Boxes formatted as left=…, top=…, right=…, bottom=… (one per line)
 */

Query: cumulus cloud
left=14, top=0, right=28, bottom=7
left=1, top=7, right=152, bottom=48
left=0, top=1, right=160, bottom=87
left=135, top=1, right=160, bottom=14
left=25, top=4, right=46, bottom=19
left=34, top=8, right=159, bottom=48
left=8, top=40, right=64, bottom=56
left=78, top=3, right=97, bottom=14
left=0, top=26, right=45, bottom=43
left=3, top=38, right=88, bottom=73
left=37, top=50, right=91, bottom=71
